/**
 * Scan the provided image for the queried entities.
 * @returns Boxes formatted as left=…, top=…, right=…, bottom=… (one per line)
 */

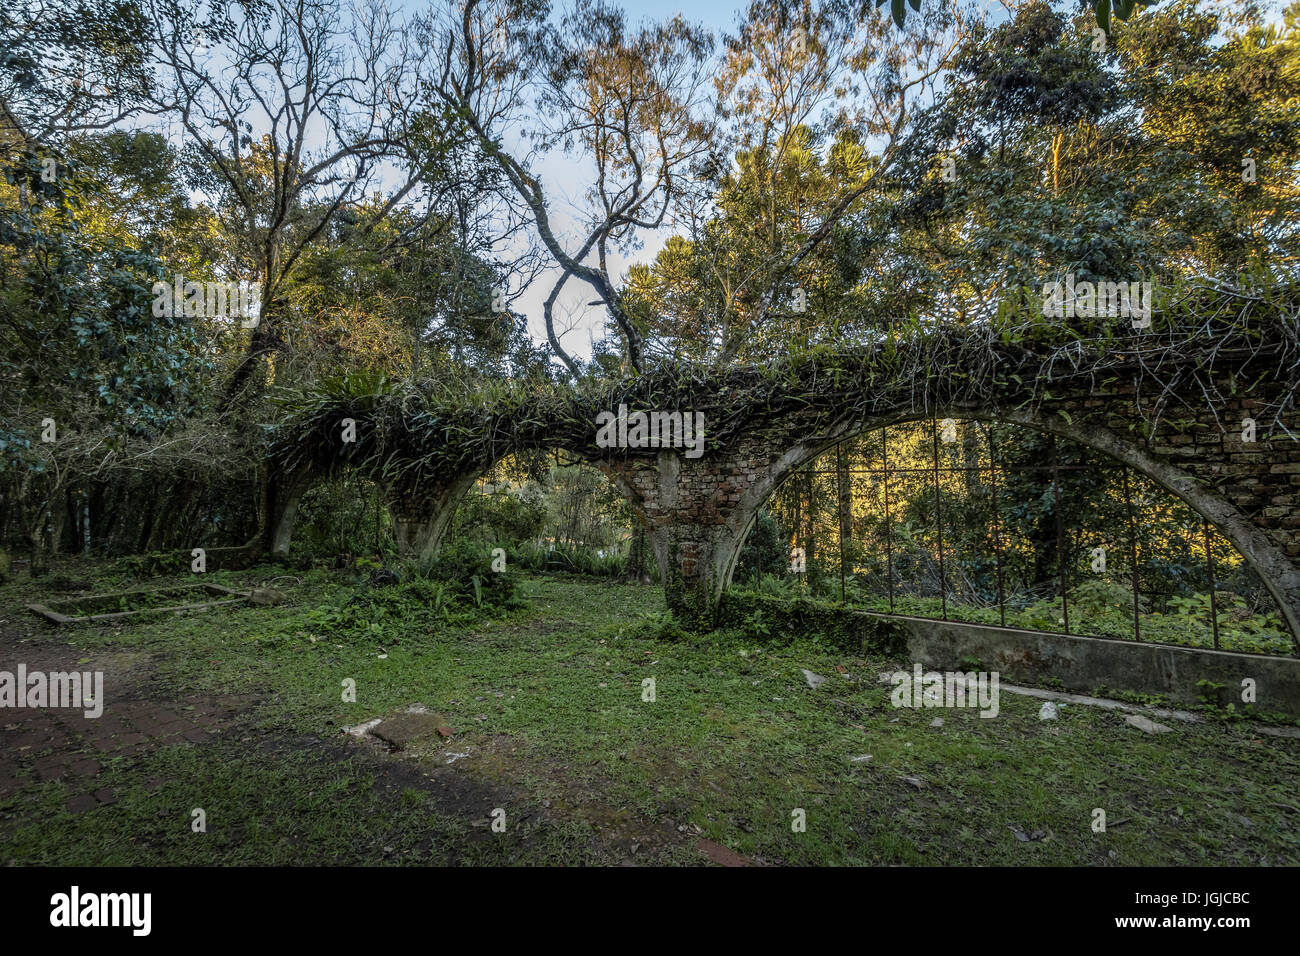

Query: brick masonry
left=270, top=358, right=1300, bottom=639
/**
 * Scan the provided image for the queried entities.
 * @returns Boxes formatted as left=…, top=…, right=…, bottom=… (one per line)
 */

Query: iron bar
left=987, top=424, right=1008, bottom=628
left=1050, top=434, right=1069, bottom=634
left=1121, top=466, right=1142, bottom=643
left=1203, top=517, right=1220, bottom=650
left=837, top=443, right=848, bottom=604
left=932, top=418, right=947, bottom=620
left=882, top=427, right=895, bottom=613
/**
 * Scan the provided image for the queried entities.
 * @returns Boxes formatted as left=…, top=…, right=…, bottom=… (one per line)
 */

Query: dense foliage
left=2, top=0, right=1297, bottom=651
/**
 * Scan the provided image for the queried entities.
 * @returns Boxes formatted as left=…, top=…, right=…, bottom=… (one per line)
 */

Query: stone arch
left=267, top=446, right=658, bottom=566
left=713, top=407, right=1300, bottom=643
left=265, top=461, right=486, bottom=560
left=267, top=464, right=319, bottom=556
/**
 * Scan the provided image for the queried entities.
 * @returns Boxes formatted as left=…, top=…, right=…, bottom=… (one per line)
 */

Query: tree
left=143, top=0, right=428, bottom=407
left=422, top=0, right=715, bottom=375
left=625, top=0, right=973, bottom=362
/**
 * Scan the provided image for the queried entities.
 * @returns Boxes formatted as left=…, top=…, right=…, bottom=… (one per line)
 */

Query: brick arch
left=266, top=463, right=486, bottom=560
left=266, top=448, right=657, bottom=563
left=261, top=348, right=1300, bottom=642
left=628, top=406, right=1300, bottom=642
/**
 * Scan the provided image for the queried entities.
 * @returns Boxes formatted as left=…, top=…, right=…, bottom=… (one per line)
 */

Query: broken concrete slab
left=344, top=717, right=383, bottom=738
left=801, top=669, right=826, bottom=689
left=1124, top=713, right=1173, bottom=734
left=1257, top=725, right=1300, bottom=739
left=247, top=587, right=288, bottom=606
left=28, top=583, right=250, bottom=625
left=369, top=712, right=452, bottom=750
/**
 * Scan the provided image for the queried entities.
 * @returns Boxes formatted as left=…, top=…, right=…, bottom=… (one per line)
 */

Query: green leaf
left=891, top=0, right=907, bottom=28
left=1095, top=0, right=1112, bottom=32
left=907, top=0, right=921, bottom=10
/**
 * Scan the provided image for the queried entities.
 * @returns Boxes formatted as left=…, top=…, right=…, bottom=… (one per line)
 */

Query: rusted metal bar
left=1050, top=434, right=1069, bottom=634
left=1203, top=517, right=1220, bottom=650
left=1122, top=465, right=1142, bottom=642
left=837, top=443, right=848, bottom=603
left=932, top=418, right=947, bottom=620
left=987, top=424, right=1008, bottom=628
left=882, top=427, right=895, bottom=613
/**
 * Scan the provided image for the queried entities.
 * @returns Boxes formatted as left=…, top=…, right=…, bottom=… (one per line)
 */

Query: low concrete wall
left=865, top=613, right=1300, bottom=717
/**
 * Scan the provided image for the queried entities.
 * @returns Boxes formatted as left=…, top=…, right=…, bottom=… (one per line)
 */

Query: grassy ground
left=2, top=561, right=1299, bottom=865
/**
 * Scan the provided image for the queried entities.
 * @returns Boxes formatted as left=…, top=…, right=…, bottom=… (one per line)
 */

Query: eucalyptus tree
left=419, top=0, right=716, bottom=376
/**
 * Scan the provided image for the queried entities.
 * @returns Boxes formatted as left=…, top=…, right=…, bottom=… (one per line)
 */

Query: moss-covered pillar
left=601, top=448, right=767, bottom=625
left=384, top=472, right=480, bottom=560
left=266, top=466, right=317, bottom=557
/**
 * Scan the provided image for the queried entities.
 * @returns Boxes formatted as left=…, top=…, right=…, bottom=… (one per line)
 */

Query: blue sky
left=449, top=0, right=748, bottom=360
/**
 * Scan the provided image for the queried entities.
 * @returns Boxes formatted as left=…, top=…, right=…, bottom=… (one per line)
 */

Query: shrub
left=406, top=539, right=521, bottom=608
left=452, top=491, right=547, bottom=546
left=510, top=540, right=626, bottom=577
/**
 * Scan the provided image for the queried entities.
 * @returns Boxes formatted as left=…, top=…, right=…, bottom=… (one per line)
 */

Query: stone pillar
left=384, top=472, right=480, bottom=560
left=267, top=467, right=316, bottom=557
left=601, top=443, right=793, bottom=623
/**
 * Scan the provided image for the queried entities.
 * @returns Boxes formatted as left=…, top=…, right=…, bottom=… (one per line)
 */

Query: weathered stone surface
left=1124, top=714, right=1174, bottom=734
left=369, top=713, right=450, bottom=749
left=269, top=354, right=1300, bottom=639
left=247, top=587, right=288, bottom=606
left=904, top=618, right=1300, bottom=717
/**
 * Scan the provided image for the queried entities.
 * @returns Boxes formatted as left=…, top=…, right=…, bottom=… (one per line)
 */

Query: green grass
left=2, top=563, right=1299, bottom=865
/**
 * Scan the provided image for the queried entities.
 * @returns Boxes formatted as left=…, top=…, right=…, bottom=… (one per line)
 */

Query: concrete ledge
left=27, top=583, right=251, bottom=626
left=867, top=613, right=1300, bottom=718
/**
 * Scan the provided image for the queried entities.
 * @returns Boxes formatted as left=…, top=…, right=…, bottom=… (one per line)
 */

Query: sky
left=466, top=1, right=745, bottom=361
left=171, top=0, right=1282, bottom=363
left=166, top=0, right=746, bottom=361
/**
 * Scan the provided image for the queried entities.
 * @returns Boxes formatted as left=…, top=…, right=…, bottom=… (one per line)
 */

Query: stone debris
left=369, top=712, right=446, bottom=749
left=344, top=717, right=382, bottom=738
left=363, top=711, right=455, bottom=749
left=1257, top=726, right=1300, bottom=739
left=247, top=587, right=288, bottom=606
left=1039, top=702, right=1059, bottom=720
left=802, top=669, right=827, bottom=689
left=1011, top=827, right=1048, bottom=842
left=1124, top=714, right=1173, bottom=734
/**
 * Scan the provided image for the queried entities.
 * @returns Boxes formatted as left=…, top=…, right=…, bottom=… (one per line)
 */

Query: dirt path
left=0, top=623, right=709, bottom=865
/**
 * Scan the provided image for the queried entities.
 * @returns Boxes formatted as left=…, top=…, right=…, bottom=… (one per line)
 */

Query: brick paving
left=0, top=642, right=245, bottom=813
